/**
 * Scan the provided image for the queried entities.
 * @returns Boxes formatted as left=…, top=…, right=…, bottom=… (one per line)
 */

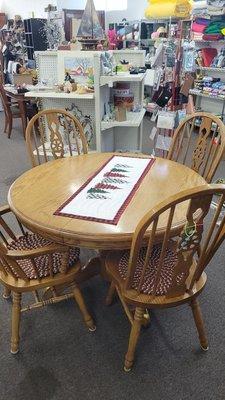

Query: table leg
left=75, top=256, right=101, bottom=283
left=98, top=251, right=111, bottom=281
left=74, top=251, right=110, bottom=282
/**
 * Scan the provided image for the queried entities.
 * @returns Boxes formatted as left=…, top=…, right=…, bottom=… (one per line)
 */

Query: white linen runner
left=54, top=155, right=155, bottom=225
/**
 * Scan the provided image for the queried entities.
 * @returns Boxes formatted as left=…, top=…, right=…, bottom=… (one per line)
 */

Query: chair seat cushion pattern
left=7, top=233, right=80, bottom=280
left=118, top=245, right=178, bottom=295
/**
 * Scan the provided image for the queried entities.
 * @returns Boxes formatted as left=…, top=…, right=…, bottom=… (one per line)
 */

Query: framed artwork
left=57, top=50, right=94, bottom=83
left=62, top=9, right=105, bottom=41
left=64, top=57, right=92, bottom=77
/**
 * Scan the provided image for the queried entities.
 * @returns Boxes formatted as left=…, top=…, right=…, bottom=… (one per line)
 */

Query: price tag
left=156, top=135, right=172, bottom=151
left=151, top=110, right=158, bottom=122
left=149, top=126, right=158, bottom=141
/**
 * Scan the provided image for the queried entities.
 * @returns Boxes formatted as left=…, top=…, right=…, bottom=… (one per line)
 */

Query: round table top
left=8, top=153, right=207, bottom=250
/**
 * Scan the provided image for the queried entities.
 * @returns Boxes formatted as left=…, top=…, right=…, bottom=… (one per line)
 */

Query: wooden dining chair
left=105, top=184, right=225, bottom=371
left=0, top=51, right=4, bottom=84
left=26, top=108, right=88, bottom=167
left=0, top=83, right=21, bottom=138
left=0, top=204, right=96, bottom=354
left=0, top=81, right=36, bottom=139
left=167, top=112, right=225, bottom=182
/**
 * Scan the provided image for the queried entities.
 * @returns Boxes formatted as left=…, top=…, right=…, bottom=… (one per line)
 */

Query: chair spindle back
left=167, top=113, right=225, bottom=182
left=125, top=185, right=225, bottom=298
left=26, top=108, right=88, bottom=167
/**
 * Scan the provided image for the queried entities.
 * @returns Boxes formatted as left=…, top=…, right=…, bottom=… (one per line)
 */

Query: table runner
left=54, top=155, right=155, bottom=225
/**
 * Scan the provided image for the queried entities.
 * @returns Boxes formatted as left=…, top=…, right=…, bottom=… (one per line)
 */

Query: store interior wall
left=0, top=0, right=57, bottom=19
left=106, top=0, right=146, bottom=24
left=0, top=0, right=147, bottom=25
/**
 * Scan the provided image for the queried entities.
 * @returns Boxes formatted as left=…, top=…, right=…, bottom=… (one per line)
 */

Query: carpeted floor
left=0, top=115, right=225, bottom=400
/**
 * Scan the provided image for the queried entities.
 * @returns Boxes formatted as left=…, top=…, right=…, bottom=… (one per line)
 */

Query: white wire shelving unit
left=33, top=49, right=146, bottom=153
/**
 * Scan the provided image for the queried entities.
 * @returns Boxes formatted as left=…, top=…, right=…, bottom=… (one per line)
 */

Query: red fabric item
left=192, top=22, right=206, bottom=33
left=201, top=47, right=218, bottom=67
left=202, top=34, right=224, bottom=41
left=6, top=233, right=80, bottom=279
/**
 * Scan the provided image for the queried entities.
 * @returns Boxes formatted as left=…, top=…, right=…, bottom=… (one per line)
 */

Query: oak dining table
left=8, top=152, right=207, bottom=280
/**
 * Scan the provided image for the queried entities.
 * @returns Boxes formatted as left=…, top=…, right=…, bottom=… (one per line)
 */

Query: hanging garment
left=180, top=74, right=195, bottom=96
left=183, top=50, right=196, bottom=72
left=201, top=48, right=218, bottom=67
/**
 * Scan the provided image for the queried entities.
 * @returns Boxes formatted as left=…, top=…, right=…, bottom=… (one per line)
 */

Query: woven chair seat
left=118, top=244, right=179, bottom=296
left=7, top=233, right=80, bottom=280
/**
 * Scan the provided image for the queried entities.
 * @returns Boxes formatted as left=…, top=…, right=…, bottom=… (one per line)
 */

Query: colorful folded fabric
left=195, top=17, right=210, bottom=25
left=204, top=21, right=225, bottom=34
left=203, top=34, right=224, bottom=41
left=192, top=33, right=203, bottom=40
left=192, top=22, right=207, bottom=33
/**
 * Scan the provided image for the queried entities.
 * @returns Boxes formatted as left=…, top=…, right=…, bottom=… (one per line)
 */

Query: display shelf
left=24, top=91, right=95, bottom=99
left=100, top=72, right=145, bottom=86
left=34, top=49, right=146, bottom=153
left=189, top=89, right=225, bottom=101
left=197, top=67, right=225, bottom=72
left=193, top=40, right=225, bottom=44
left=101, top=109, right=146, bottom=131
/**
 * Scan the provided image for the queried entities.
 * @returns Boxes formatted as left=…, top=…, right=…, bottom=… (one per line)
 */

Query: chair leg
left=105, top=282, right=116, bottom=305
left=3, top=287, right=11, bottom=299
left=7, top=114, right=13, bottom=138
left=124, top=307, right=144, bottom=372
left=73, top=283, right=96, bottom=332
left=190, top=298, right=209, bottom=351
left=11, top=292, right=22, bottom=354
left=142, top=309, right=151, bottom=328
left=4, top=116, right=8, bottom=133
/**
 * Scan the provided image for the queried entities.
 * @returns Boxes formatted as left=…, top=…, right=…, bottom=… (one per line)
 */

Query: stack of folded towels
left=193, top=76, right=225, bottom=98
left=207, top=0, right=225, bottom=16
left=192, top=0, right=225, bottom=16
left=204, top=20, right=225, bottom=40
left=192, top=0, right=207, bottom=16
left=191, top=17, right=225, bottom=41
left=191, top=17, right=210, bottom=40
